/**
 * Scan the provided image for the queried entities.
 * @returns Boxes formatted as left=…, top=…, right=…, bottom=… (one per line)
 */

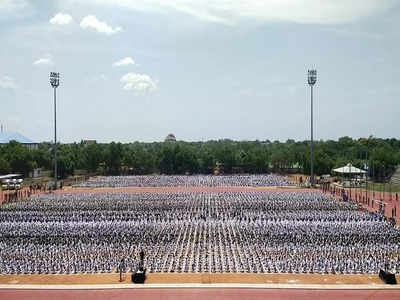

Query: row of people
left=75, top=174, right=294, bottom=188
left=0, top=191, right=399, bottom=274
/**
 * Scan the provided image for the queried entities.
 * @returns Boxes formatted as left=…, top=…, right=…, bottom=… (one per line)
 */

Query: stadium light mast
left=50, top=72, right=60, bottom=190
left=307, top=69, right=317, bottom=187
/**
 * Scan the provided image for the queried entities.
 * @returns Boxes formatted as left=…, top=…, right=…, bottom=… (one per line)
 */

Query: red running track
left=1, top=288, right=400, bottom=300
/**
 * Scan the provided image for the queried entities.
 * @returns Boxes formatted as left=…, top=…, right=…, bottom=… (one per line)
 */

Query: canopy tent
left=0, top=174, right=22, bottom=180
left=333, top=163, right=366, bottom=174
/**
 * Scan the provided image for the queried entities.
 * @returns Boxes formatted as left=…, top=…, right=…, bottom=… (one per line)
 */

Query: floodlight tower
left=50, top=72, right=60, bottom=189
left=307, top=69, right=317, bottom=187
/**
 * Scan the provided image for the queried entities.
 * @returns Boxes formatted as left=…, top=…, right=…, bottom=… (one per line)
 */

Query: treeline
left=0, top=136, right=399, bottom=180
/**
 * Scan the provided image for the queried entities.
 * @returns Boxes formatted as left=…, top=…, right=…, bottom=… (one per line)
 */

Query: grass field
left=361, top=182, right=400, bottom=193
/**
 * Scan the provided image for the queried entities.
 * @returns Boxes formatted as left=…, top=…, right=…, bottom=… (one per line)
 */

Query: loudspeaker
left=379, top=269, right=397, bottom=284
left=131, top=269, right=146, bottom=284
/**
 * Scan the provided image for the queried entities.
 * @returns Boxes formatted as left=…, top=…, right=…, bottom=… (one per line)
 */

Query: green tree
left=104, top=142, right=123, bottom=175
left=0, top=157, right=11, bottom=174
left=4, top=141, right=35, bottom=176
left=84, top=143, right=103, bottom=173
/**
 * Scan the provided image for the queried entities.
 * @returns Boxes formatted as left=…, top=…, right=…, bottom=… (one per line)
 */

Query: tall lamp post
left=307, top=69, right=317, bottom=187
left=50, top=72, right=60, bottom=189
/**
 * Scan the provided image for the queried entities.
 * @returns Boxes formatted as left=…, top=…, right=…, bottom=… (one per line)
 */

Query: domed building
left=165, top=133, right=176, bottom=142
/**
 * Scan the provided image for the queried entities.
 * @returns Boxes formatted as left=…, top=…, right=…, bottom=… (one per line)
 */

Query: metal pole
left=382, top=169, right=384, bottom=201
left=310, top=84, right=314, bottom=187
left=119, top=259, right=123, bottom=282
left=383, top=167, right=385, bottom=202
left=366, top=152, right=368, bottom=204
left=372, top=162, right=375, bottom=208
left=54, top=87, right=57, bottom=190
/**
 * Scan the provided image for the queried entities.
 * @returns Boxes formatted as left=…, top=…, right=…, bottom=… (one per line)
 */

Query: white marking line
left=1, top=284, right=400, bottom=290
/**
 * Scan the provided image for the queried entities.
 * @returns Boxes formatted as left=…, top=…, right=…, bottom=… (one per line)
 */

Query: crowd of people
left=75, top=174, right=294, bottom=188
left=0, top=190, right=399, bottom=275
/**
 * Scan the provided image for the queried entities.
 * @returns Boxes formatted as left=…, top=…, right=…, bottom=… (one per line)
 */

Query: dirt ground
left=1, top=273, right=398, bottom=285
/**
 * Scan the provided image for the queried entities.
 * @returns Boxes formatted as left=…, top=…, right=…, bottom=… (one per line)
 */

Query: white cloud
left=80, top=15, right=122, bottom=35
left=113, top=57, right=135, bottom=67
left=0, top=0, right=28, bottom=14
left=50, top=13, right=73, bottom=25
left=33, top=55, right=53, bottom=66
left=87, top=74, right=108, bottom=83
left=0, top=0, right=34, bottom=20
left=78, top=0, right=396, bottom=25
left=0, top=76, right=17, bottom=89
left=120, top=72, right=156, bottom=93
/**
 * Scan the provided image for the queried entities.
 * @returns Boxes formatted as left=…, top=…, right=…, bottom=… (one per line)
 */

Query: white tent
left=333, top=163, right=366, bottom=174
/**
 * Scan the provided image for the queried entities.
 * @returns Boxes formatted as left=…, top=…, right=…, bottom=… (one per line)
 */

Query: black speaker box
left=131, top=269, right=146, bottom=284
left=379, top=269, right=397, bottom=284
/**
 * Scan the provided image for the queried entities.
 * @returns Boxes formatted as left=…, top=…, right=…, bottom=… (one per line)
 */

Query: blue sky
left=0, top=0, right=399, bottom=143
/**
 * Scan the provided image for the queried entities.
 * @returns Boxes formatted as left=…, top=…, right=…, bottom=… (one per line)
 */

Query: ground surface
left=362, top=183, right=400, bottom=193
left=1, top=273, right=400, bottom=285
left=1, top=287, right=400, bottom=300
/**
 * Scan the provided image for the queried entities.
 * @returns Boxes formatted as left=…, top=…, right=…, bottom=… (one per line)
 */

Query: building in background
left=0, top=132, right=39, bottom=150
left=82, top=140, right=97, bottom=147
left=165, top=133, right=176, bottom=142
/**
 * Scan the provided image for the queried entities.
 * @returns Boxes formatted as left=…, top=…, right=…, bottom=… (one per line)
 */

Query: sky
left=0, top=0, right=399, bottom=143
